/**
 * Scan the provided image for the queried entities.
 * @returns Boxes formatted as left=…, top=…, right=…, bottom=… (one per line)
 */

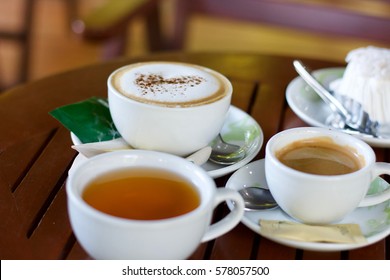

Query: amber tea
left=82, top=168, right=200, bottom=220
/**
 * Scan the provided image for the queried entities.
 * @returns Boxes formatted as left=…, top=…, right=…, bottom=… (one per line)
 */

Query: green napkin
left=49, top=97, right=121, bottom=143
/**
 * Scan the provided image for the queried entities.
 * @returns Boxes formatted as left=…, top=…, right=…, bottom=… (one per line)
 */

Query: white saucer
left=286, top=67, right=390, bottom=147
left=226, top=159, right=390, bottom=252
left=69, top=105, right=263, bottom=179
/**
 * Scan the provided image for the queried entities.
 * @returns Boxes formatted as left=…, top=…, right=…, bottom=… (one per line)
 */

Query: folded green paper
left=49, top=97, right=121, bottom=143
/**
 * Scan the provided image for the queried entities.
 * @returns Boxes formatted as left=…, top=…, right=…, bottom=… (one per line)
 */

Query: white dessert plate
left=225, top=159, right=390, bottom=252
left=286, top=67, right=390, bottom=147
left=69, top=105, right=263, bottom=179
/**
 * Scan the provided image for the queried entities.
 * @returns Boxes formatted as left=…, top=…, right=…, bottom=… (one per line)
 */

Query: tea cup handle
left=359, top=162, right=390, bottom=207
left=201, top=188, right=244, bottom=242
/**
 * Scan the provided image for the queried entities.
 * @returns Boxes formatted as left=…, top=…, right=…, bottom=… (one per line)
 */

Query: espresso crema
left=275, top=137, right=363, bottom=175
left=111, top=62, right=229, bottom=107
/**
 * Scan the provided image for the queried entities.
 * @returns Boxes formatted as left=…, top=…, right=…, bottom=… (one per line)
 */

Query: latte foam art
left=113, top=62, right=225, bottom=106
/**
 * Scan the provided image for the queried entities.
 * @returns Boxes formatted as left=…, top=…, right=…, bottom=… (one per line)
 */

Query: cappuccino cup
left=66, top=150, right=244, bottom=259
left=265, top=127, right=390, bottom=224
left=108, top=61, right=232, bottom=156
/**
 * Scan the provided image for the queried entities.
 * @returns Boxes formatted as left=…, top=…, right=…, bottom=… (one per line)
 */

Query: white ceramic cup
left=265, top=127, right=390, bottom=224
left=108, top=61, right=233, bottom=156
left=66, top=150, right=244, bottom=259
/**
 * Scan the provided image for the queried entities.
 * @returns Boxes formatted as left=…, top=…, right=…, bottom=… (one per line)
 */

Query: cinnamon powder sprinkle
left=134, top=73, right=206, bottom=95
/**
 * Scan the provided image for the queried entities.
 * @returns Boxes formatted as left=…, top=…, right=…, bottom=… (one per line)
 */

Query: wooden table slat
left=14, top=127, right=76, bottom=234
left=0, top=129, right=55, bottom=193
left=210, top=222, right=257, bottom=260
left=30, top=186, right=74, bottom=259
left=256, top=238, right=296, bottom=260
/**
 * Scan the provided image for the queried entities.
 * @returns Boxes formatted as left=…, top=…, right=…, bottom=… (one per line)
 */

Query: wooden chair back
left=73, top=0, right=390, bottom=58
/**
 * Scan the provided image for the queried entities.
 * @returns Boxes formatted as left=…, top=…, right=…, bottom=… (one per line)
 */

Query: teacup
left=108, top=61, right=232, bottom=156
left=265, top=127, right=390, bottom=224
left=66, top=150, right=244, bottom=259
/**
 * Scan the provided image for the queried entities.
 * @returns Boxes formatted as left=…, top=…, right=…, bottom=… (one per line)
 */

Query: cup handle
left=359, top=162, right=390, bottom=207
left=201, top=188, right=244, bottom=242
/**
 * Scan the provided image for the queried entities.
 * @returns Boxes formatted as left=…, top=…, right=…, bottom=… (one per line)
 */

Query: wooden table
left=1, top=52, right=388, bottom=260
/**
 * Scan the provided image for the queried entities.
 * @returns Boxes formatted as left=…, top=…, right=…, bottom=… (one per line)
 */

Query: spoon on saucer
left=72, top=133, right=245, bottom=166
left=293, top=60, right=378, bottom=137
left=72, top=137, right=212, bottom=165
left=238, top=186, right=278, bottom=210
left=209, top=134, right=246, bottom=165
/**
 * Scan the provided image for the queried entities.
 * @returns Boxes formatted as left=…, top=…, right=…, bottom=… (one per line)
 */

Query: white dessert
left=330, top=46, right=390, bottom=124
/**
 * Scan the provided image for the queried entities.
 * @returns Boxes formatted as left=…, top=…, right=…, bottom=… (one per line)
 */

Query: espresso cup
left=108, top=61, right=232, bottom=156
left=265, top=127, right=390, bottom=224
left=66, top=150, right=244, bottom=259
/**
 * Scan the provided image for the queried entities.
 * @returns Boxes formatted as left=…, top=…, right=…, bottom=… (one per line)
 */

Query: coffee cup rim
left=265, top=127, right=375, bottom=178
left=66, top=150, right=216, bottom=226
left=107, top=61, right=233, bottom=110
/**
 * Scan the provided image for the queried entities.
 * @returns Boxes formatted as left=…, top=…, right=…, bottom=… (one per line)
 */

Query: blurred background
left=0, top=0, right=389, bottom=92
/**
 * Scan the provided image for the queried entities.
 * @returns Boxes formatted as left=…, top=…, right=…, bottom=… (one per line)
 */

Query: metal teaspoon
left=238, top=186, right=278, bottom=210
left=209, top=134, right=246, bottom=165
